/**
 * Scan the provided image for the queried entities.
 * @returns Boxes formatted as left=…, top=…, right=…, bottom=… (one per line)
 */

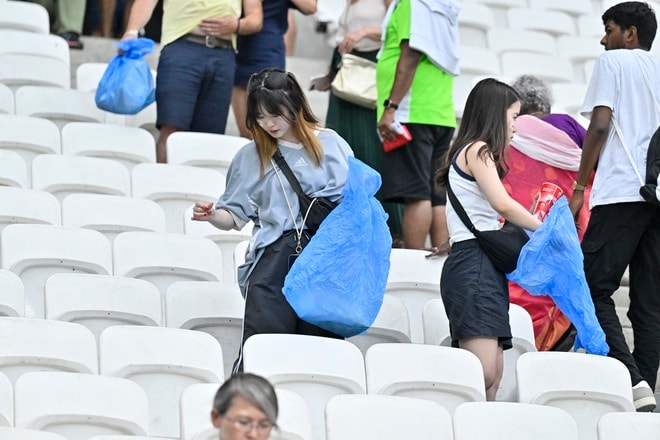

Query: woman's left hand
left=338, top=29, right=364, bottom=54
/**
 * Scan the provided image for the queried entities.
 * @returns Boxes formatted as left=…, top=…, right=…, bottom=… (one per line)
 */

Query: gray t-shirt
left=215, top=129, right=354, bottom=291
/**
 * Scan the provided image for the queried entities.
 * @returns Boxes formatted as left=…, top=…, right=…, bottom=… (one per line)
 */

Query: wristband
left=384, top=99, right=399, bottom=110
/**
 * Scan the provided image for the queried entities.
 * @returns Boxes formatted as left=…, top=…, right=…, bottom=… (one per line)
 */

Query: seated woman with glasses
left=211, top=373, right=278, bottom=439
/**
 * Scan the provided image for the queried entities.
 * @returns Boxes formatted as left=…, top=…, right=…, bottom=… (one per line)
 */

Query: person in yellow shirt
left=122, top=0, right=263, bottom=163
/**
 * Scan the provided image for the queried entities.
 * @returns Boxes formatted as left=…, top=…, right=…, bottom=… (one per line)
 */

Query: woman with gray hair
left=211, top=373, right=278, bottom=439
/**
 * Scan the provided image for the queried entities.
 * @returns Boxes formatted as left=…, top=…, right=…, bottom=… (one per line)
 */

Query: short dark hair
left=213, top=373, right=278, bottom=424
left=602, top=1, right=657, bottom=50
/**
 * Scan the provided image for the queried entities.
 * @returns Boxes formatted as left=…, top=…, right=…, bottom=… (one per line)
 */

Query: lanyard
left=271, top=158, right=304, bottom=254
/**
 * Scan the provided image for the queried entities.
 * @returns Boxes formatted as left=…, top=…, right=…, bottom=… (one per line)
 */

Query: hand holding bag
left=331, top=53, right=377, bottom=109
left=447, top=182, right=529, bottom=273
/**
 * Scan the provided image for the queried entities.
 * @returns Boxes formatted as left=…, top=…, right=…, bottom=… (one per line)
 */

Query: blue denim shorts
left=156, top=37, right=236, bottom=133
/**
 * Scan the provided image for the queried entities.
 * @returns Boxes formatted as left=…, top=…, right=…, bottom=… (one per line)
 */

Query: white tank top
left=446, top=160, right=500, bottom=245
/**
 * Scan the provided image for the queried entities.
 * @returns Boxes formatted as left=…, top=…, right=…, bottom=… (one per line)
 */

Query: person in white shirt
left=569, top=1, right=660, bottom=412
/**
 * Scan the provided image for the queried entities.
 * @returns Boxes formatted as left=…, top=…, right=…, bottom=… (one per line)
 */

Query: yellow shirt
left=161, top=0, right=242, bottom=47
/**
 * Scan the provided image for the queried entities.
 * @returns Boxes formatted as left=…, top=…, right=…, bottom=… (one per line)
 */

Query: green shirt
left=376, top=0, right=456, bottom=127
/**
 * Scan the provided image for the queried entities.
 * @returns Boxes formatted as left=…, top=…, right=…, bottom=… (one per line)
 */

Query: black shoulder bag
left=446, top=181, right=529, bottom=274
left=272, top=148, right=338, bottom=233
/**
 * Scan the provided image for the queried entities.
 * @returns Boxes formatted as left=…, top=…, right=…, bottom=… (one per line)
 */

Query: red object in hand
left=382, top=122, right=412, bottom=153
left=533, top=182, right=564, bottom=221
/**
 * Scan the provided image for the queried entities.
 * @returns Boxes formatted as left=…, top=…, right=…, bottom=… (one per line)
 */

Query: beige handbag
left=331, top=53, right=377, bottom=109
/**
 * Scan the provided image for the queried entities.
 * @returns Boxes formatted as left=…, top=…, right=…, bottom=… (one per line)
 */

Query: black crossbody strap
left=272, top=148, right=307, bottom=199
left=446, top=181, right=479, bottom=235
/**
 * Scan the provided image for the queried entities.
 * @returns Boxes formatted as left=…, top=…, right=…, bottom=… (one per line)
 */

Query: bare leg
left=403, top=199, right=432, bottom=249
left=231, top=85, right=250, bottom=139
left=431, top=205, right=449, bottom=247
left=284, top=9, right=297, bottom=56
left=101, top=0, right=116, bottom=38
left=460, top=336, right=503, bottom=401
left=156, top=125, right=179, bottom=163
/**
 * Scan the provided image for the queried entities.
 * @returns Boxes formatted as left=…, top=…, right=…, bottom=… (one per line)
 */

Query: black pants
left=233, top=231, right=342, bottom=373
left=582, top=202, right=660, bottom=388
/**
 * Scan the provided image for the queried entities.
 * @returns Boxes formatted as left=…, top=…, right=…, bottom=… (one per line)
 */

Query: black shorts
left=440, top=239, right=512, bottom=349
left=380, top=124, right=454, bottom=206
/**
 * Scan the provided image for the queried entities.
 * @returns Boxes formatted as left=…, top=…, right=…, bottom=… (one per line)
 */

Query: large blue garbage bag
left=507, top=197, right=609, bottom=355
left=95, top=38, right=156, bottom=115
left=283, top=157, right=392, bottom=337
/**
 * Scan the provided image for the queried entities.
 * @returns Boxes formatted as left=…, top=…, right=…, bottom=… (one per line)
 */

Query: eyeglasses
left=225, top=416, right=275, bottom=433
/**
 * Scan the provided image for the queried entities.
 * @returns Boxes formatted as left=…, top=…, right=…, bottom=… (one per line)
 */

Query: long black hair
left=435, top=78, right=521, bottom=188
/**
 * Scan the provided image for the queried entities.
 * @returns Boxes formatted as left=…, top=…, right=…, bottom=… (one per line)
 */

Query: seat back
left=0, top=372, right=12, bottom=427
left=0, top=268, right=24, bottom=317
left=597, top=412, right=660, bottom=440
left=422, top=298, right=451, bottom=346
left=0, top=317, right=97, bottom=384
left=0, top=31, right=69, bottom=89
left=497, top=304, right=537, bottom=402
left=15, top=372, right=149, bottom=440
left=0, top=187, right=61, bottom=234
left=348, top=295, right=411, bottom=355
left=100, top=325, right=224, bottom=438
left=453, top=402, right=579, bottom=440
left=0, top=150, right=27, bottom=188
left=167, top=131, right=250, bottom=176
left=15, top=86, right=106, bottom=128
left=0, top=1, right=50, bottom=34
left=0, top=83, right=14, bottom=114
left=1, top=224, right=112, bottom=317
left=0, top=427, right=67, bottom=440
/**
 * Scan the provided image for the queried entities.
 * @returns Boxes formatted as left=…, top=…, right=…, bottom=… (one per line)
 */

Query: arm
left=238, top=0, right=263, bottom=35
left=377, top=39, right=420, bottom=141
left=467, top=144, right=542, bottom=232
left=121, top=0, right=158, bottom=41
left=199, top=0, right=263, bottom=37
left=337, top=26, right=383, bottom=54
left=290, top=0, right=317, bottom=15
left=191, top=202, right=237, bottom=230
left=568, top=106, right=612, bottom=219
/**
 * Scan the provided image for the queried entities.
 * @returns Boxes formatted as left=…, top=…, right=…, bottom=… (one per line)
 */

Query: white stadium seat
left=1, top=224, right=112, bottom=317
left=15, top=86, right=106, bottom=128
left=99, top=325, right=224, bottom=438
left=75, top=62, right=110, bottom=92
left=0, top=0, right=50, bottom=33
left=0, top=317, right=97, bottom=384
left=14, top=371, right=149, bottom=440
left=501, top=52, right=575, bottom=84
left=325, top=394, right=452, bottom=440
left=453, top=402, right=579, bottom=440
left=62, top=122, right=156, bottom=171
left=458, top=2, right=495, bottom=47
left=243, top=334, right=366, bottom=440
left=0, top=187, right=61, bottom=234
left=0, top=427, right=67, bottom=440
left=165, top=281, right=244, bottom=378
left=597, top=412, right=660, bottom=440
left=348, top=295, right=411, bottom=356
left=0, top=372, right=12, bottom=427
left=0, top=269, right=24, bottom=317
left=365, top=343, right=486, bottom=415
left=422, top=298, right=451, bottom=346
left=166, top=131, right=250, bottom=176
left=45, top=273, right=162, bottom=341
left=506, top=8, right=576, bottom=37
left=528, top=0, right=594, bottom=17
left=460, top=46, right=502, bottom=76
left=0, top=149, right=27, bottom=188
left=131, top=163, right=225, bottom=234
left=0, top=83, right=14, bottom=114
left=487, top=29, right=557, bottom=56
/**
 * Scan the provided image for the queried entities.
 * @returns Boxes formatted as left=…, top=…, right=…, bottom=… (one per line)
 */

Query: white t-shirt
left=580, top=49, right=660, bottom=209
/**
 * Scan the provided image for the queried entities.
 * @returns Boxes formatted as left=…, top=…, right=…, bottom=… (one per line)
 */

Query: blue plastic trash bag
left=507, top=197, right=609, bottom=355
left=95, top=38, right=156, bottom=115
left=283, top=157, right=392, bottom=337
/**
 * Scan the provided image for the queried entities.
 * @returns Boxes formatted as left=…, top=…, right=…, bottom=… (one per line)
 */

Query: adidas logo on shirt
left=294, top=157, right=308, bottom=167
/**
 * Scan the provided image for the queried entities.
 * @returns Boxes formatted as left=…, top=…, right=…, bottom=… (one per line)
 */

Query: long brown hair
left=245, top=69, right=323, bottom=175
left=435, top=78, right=521, bottom=188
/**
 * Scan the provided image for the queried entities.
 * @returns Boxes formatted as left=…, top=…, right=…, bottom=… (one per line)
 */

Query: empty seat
left=75, top=62, right=110, bottom=92
left=487, top=29, right=557, bottom=56
left=180, top=384, right=312, bottom=440
left=0, top=149, right=27, bottom=188
left=99, top=325, right=224, bottom=438
left=0, top=187, right=60, bottom=233
left=497, top=304, right=537, bottom=402
left=62, top=194, right=166, bottom=243
left=15, top=371, right=149, bottom=440
left=0, top=1, right=50, bottom=33
left=0, top=317, right=97, bottom=384
left=348, top=295, right=411, bottom=356
left=0, top=427, right=66, bottom=440
left=556, top=36, right=604, bottom=83
left=460, top=46, right=502, bottom=76
left=0, top=83, right=13, bottom=114
left=453, top=402, right=579, bottom=440
left=15, top=86, right=106, bottom=128
left=552, top=82, right=589, bottom=114
left=165, top=281, right=244, bottom=378
left=233, top=240, right=249, bottom=276
left=517, top=352, right=635, bottom=440
left=132, top=163, right=225, bottom=233
left=32, top=155, right=131, bottom=202
left=528, top=0, right=593, bottom=17
left=1, top=224, right=112, bottom=317
left=578, top=15, right=605, bottom=38
left=422, top=298, right=451, bottom=346
left=501, top=52, right=574, bottom=84
left=0, top=30, right=69, bottom=89
left=243, top=334, right=366, bottom=440
left=0, top=269, right=23, bottom=317
left=458, top=2, right=495, bottom=47
left=183, top=205, right=252, bottom=282
left=597, top=412, right=660, bottom=440
left=0, top=114, right=60, bottom=184
left=385, top=249, right=446, bottom=343
left=506, top=8, right=575, bottom=37
left=45, top=273, right=162, bottom=341
left=166, top=131, right=250, bottom=176
left=0, top=372, right=12, bottom=427
left=125, top=102, right=157, bottom=138
left=365, top=343, right=486, bottom=415
left=325, top=394, right=452, bottom=440
left=62, top=122, right=156, bottom=171
left=113, top=231, right=223, bottom=306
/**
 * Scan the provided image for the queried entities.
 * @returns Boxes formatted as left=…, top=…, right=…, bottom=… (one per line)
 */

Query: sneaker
left=632, top=381, right=657, bottom=412
left=58, top=31, right=84, bottom=50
